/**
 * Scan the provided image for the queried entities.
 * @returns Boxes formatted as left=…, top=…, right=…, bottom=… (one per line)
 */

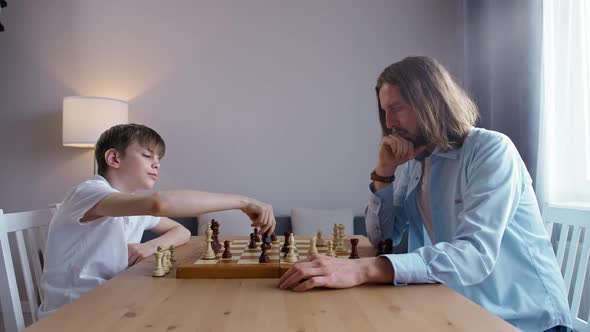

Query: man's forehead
left=379, top=85, right=404, bottom=106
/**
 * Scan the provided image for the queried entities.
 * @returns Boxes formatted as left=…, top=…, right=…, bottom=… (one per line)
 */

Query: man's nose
left=385, top=112, right=398, bottom=129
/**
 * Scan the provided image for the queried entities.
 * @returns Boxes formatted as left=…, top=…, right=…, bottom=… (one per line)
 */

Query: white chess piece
left=152, top=248, right=166, bottom=277
left=337, top=224, right=346, bottom=252
left=203, top=223, right=216, bottom=259
left=169, top=245, right=176, bottom=263
left=308, top=236, right=318, bottom=255
left=285, top=233, right=298, bottom=263
left=326, top=240, right=335, bottom=257
left=163, top=249, right=171, bottom=273
left=332, top=224, right=338, bottom=247
left=316, top=229, right=325, bottom=247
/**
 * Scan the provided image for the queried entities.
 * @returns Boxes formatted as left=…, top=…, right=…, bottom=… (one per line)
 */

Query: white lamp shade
left=62, top=96, right=129, bottom=147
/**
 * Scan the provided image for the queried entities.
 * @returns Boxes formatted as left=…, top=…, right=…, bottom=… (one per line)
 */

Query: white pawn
left=326, top=240, right=336, bottom=257
left=169, top=245, right=176, bottom=263
left=203, top=223, right=216, bottom=259
left=308, top=236, right=318, bottom=255
left=285, top=233, right=298, bottom=263
left=316, top=229, right=325, bottom=247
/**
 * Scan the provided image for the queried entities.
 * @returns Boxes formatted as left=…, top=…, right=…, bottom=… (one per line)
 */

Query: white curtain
left=538, top=0, right=590, bottom=209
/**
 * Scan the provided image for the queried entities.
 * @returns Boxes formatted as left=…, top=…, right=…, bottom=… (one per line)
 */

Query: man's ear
left=104, top=148, right=121, bottom=169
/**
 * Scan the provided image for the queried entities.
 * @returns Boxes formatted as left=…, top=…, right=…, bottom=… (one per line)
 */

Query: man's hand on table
left=278, top=255, right=395, bottom=291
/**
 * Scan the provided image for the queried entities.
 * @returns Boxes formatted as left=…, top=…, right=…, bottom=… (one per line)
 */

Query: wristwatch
left=370, top=169, right=395, bottom=183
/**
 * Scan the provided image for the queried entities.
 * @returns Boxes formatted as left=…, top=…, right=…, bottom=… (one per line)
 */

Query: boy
left=39, top=123, right=276, bottom=317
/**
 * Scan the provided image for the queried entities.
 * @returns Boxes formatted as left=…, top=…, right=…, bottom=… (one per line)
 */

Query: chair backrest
left=0, top=206, right=57, bottom=332
left=544, top=205, right=590, bottom=332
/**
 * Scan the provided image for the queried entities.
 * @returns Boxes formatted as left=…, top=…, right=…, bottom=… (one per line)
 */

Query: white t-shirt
left=38, top=175, right=160, bottom=318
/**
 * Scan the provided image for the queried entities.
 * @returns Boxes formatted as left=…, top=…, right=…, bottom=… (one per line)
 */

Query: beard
left=392, top=128, right=428, bottom=147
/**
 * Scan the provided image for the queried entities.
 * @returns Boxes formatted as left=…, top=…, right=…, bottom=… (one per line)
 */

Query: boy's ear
left=104, top=148, right=121, bottom=169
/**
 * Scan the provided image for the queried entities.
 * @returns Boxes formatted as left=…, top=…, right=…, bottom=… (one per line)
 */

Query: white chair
left=197, top=210, right=253, bottom=236
left=544, top=204, right=590, bottom=332
left=0, top=206, right=57, bottom=332
left=290, top=208, right=354, bottom=237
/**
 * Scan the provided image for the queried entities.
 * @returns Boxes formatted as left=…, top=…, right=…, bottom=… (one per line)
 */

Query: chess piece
left=285, top=233, right=298, bottom=263
left=384, top=238, right=393, bottom=254
left=332, top=224, right=338, bottom=247
left=271, top=232, right=280, bottom=245
left=263, top=235, right=272, bottom=250
left=259, top=243, right=270, bottom=263
left=336, top=224, right=346, bottom=253
left=316, top=229, right=326, bottom=247
left=326, top=240, right=336, bottom=257
left=308, top=236, right=318, bottom=255
left=349, top=238, right=360, bottom=259
left=169, top=245, right=176, bottom=263
left=376, top=240, right=385, bottom=256
left=163, top=249, right=171, bottom=273
left=211, top=219, right=221, bottom=253
left=152, top=248, right=166, bottom=277
left=281, top=232, right=290, bottom=253
left=222, top=240, right=232, bottom=259
left=248, top=233, right=257, bottom=249
left=254, top=228, right=261, bottom=242
left=203, top=223, right=217, bottom=259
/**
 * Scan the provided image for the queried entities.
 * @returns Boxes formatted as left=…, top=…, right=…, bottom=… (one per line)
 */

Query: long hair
left=375, top=56, right=478, bottom=150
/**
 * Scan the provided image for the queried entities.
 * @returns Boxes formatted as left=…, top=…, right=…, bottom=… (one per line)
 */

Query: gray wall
left=463, top=0, right=542, bottom=179
left=0, top=0, right=464, bottom=215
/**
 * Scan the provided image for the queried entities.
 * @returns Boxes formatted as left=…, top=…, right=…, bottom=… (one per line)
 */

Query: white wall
left=0, top=0, right=464, bottom=215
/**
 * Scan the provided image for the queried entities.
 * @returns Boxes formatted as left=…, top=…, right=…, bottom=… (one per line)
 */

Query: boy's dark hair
left=95, top=123, right=166, bottom=176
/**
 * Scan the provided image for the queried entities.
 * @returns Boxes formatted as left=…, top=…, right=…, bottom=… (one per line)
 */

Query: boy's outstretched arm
left=81, top=190, right=276, bottom=234
left=127, top=217, right=191, bottom=266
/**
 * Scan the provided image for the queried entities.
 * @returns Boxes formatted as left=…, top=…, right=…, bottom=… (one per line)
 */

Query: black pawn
left=248, top=233, right=257, bottom=249
left=254, top=228, right=261, bottom=242
left=281, top=232, right=290, bottom=253
left=259, top=243, right=270, bottom=263
left=376, top=240, right=385, bottom=256
left=222, top=240, right=232, bottom=259
left=384, top=238, right=393, bottom=254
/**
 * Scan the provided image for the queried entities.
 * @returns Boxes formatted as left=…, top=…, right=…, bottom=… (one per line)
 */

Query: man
left=279, top=56, right=571, bottom=332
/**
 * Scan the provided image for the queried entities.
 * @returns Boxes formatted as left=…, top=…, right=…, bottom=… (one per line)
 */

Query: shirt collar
left=431, top=146, right=459, bottom=160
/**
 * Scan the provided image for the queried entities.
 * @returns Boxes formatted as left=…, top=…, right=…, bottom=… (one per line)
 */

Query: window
left=540, top=0, right=590, bottom=206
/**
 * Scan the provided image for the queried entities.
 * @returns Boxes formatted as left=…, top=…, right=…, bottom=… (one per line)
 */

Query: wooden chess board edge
left=176, top=262, right=281, bottom=279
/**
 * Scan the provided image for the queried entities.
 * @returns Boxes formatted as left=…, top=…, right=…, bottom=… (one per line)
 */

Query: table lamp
left=62, top=96, right=129, bottom=174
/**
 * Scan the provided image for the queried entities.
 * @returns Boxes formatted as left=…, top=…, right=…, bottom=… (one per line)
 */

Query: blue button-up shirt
left=366, top=128, right=572, bottom=331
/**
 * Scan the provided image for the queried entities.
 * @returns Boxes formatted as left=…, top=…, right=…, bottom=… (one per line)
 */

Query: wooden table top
left=26, top=236, right=517, bottom=332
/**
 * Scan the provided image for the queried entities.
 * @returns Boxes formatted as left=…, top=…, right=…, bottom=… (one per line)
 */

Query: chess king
left=278, top=56, right=572, bottom=332
left=38, top=123, right=276, bottom=318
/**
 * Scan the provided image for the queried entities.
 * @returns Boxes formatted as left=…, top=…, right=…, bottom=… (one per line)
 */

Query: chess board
left=175, top=237, right=351, bottom=279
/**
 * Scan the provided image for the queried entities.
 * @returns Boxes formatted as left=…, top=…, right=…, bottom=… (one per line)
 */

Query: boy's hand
left=127, top=242, right=156, bottom=267
left=241, top=199, right=276, bottom=235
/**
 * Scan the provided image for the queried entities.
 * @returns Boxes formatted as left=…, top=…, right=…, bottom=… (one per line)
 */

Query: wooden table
left=26, top=236, right=518, bottom=332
